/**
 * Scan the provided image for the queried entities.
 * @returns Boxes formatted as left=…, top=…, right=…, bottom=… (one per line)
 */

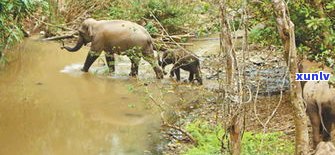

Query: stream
left=0, top=37, right=162, bottom=155
left=0, top=33, right=288, bottom=155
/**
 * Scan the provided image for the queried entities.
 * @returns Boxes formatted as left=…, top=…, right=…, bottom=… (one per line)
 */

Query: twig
left=145, top=85, right=197, bottom=145
left=65, top=4, right=96, bottom=26
left=253, top=78, right=266, bottom=128
left=149, top=11, right=190, bottom=53
left=147, top=91, right=165, bottom=112
left=162, top=122, right=197, bottom=145
left=29, top=13, right=75, bottom=31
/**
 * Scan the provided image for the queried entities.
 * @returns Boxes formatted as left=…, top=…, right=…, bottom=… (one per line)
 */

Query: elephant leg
left=307, top=103, right=322, bottom=148
left=175, top=68, right=181, bottom=81
left=169, top=69, right=174, bottom=78
left=195, top=70, right=203, bottom=85
left=162, top=65, right=168, bottom=75
left=129, top=57, right=140, bottom=77
left=105, top=53, right=115, bottom=72
left=321, top=108, right=332, bottom=141
left=188, top=72, right=194, bottom=82
left=142, top=52, right=164, bottom=79
left=82, top=51, right=102, bottom=72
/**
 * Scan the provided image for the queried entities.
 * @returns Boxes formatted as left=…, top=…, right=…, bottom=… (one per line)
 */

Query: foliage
left=92, top=0, right=217, bottom=34
left=183, top=120, right=294, bottom=155
left=249, top=26, right=280, bottom=46
left=0, top=0, right=48, bottom=63
left=144, top=21, right=158, bottom=35
left=248, top=0, right=335, bottom=65
left=248, top=1, right=281, bottom=47
left=242, top=132, right=294, bottom=155
left=184, top=120, right=223, bottom=155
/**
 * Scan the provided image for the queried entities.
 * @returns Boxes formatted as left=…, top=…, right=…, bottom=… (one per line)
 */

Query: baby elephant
left=159, top=48, right=202, bottom=85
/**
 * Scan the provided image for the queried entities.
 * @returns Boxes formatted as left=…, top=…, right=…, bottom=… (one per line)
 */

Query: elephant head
left=62, top=18, right=96, bottom=52
left=158, top=50, right=176, bottom=74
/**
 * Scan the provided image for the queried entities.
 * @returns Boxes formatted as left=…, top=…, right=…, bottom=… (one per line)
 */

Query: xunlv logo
left=296, top=71, right=331, bottom=81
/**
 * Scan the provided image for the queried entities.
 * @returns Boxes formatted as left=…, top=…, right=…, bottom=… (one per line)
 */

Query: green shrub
left=248, top=0, right=335, bottom=63
left=0, top=0, right=48, bottom=64
left=184, top=120, right=223, bottom=155
left=183, top=120, right=294, bottom=155
left=145, top=21, right=159, bottom=35
left=94, top=0, right=196, bottom=34
left=249, top=26, right=280, bottom=46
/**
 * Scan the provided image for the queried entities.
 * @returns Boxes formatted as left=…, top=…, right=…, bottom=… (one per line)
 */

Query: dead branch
left=162, top=122, right=197, bottom=145
left=253, top=79, right=266, bottom=128
left=42, top=33, right=77, bottom=41
left=164, top=42, right=194, bottom=46
left=145, top=85, right=197, bottom=145
left=160, top=34, right=195, bottom=42
left=191, top=37, right=220, bottom=41
left=29, top=13, right=75, bottom=31
left=149, top=11, right=190, bottom=53
left=65, top=4, right=96, bottom=26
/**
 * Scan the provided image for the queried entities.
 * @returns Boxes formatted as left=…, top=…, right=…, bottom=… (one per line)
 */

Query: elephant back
left=303, top=81, right=333, bottom=104
left=299, top=59, right=333, bottom=73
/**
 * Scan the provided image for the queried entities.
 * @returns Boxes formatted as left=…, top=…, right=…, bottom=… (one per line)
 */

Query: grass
left=183, top=120, right=294, bottom=155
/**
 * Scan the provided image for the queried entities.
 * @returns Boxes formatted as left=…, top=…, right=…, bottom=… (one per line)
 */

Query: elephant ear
left=87, top=25, right=94, bottom=38
left=81, top=19, right=95, bottom=38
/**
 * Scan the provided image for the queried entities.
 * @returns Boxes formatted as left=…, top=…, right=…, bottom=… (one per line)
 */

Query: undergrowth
left=91, top=0, right=219, bottom=35
left=183, top=120, right=294, bottom=155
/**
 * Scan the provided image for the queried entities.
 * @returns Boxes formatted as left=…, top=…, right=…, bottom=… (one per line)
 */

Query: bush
left=0, top=0, right=48, bottom=63
left=183, top=120, right=294, bottom=155
left=248, top=1, right=335, bottom=64
left=93, top=0, right=197, bottom=34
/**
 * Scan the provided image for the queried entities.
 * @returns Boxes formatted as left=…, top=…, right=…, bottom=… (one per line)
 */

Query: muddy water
left=0, top=38, right=161, bottom=155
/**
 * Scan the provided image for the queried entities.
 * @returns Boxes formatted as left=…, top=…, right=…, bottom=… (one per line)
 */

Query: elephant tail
left=318, top=102, right=329, bottom=134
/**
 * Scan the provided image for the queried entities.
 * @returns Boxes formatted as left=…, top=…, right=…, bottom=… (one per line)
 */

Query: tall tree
left=272, top=0, right=309, bottom=154
left=220, top=0, right=243, bottom=154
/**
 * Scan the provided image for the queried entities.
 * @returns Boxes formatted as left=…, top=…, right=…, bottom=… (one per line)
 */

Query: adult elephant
left=62, top=18, right=163, bottom=79
left=304, top=80, right=335, bottom=148
left=299, top=60, right=335, bottom=148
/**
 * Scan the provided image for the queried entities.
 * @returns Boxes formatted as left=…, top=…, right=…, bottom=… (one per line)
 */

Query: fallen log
left=168, top=34, right=195, bottom=38
left=191, top=37, right=220, bottom=41
left=160, top=34, right=195, bottom=42
left=42, top=34, right=77, bottom=41
left=164, top=42, right=193, bottom=46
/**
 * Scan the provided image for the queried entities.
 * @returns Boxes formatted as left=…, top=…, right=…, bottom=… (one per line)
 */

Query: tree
left=271, top=0, right=309, bottom=154
left=220, top=0, right=244, bottom=154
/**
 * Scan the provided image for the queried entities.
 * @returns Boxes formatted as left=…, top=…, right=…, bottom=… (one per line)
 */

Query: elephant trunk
left=62, top=36, right=84, bottom=52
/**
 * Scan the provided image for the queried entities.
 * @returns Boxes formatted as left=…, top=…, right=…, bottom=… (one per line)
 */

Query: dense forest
left=0, top=0, right=334, bottom=155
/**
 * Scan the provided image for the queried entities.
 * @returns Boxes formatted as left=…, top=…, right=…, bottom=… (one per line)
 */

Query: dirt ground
left=158, top=41, right=315, bottom=154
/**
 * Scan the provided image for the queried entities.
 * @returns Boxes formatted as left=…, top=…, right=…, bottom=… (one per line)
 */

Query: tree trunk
left=220, top=0, right=243, bottom=155
left=272, top=0, right=309, bottom=154
left=220, top=0, right=237, bottom=85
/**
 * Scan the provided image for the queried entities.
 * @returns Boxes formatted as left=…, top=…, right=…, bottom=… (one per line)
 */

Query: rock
left=249, top=55, right=265, bottom=65
left=315, top=141, right=335, bottom=155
